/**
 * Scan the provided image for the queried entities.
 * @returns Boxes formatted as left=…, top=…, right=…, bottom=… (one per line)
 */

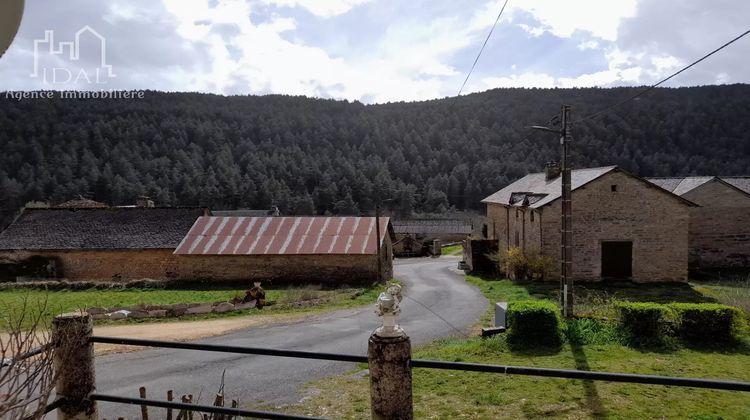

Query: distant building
left=0, top=210, right=393, bottom=285
left=647, top=176, right=750, bottom=270
left=174, top=216, right=393, bottom=284
left=212, top=207, right=280, bottom=217
left=0, top=207, right=203, bottom=281
left=392, top=219, right=472, bottom=257
left=482, top=165, right=695, bottom=282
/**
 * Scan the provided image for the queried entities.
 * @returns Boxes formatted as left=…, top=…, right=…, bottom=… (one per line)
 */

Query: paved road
left=95, top=256, right=487, bottom=418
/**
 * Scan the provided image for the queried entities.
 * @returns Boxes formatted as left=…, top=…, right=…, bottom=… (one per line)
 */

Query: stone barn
left=482, top=165, right=696, bottom=282
left=392, top=219, right=472, bottom=257
left=173, top=216, right=394, bottom=284
left=0, top=207, right=204, bottom=282
left=647, top=176, right=750, bottom=270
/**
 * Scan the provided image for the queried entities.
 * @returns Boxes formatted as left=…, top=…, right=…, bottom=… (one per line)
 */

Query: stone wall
left=486, top=203, right=543, bottom=275
left=541, top=171, right=690, bottom=282
left=682, top=180, right=750, bottom=269
left=0, top=237, right=394, bottom=285
left=688, top=207, right=750, bottom=268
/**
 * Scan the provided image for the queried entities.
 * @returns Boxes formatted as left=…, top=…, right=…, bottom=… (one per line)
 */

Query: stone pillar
left=52, top=312, right=97, bottom=420
left=368, top=333, right=413, bottom=420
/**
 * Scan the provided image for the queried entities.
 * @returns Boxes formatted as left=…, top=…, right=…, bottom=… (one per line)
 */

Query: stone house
left=0, top=209, right=393, bottom=284
left=0, top=207, right=204, bottom=281
left=173, top=216, right=394, bottom=284
left=481, top=165, right=696, bottom=282
left=392, top=219, right=472, bottom=257
left=647, top=176, right=750, bottom=269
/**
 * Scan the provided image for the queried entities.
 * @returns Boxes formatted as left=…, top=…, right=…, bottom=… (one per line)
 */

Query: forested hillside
left=1, top=85, right=749, bottom=226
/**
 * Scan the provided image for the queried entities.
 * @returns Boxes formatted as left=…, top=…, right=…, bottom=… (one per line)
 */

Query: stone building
left=0, top=209, right=393, bottom=284
left=0, top=207, right=204, bottom=281
left=647, top=176, right=750, bottom=269
left=392, top=219, right=472, bottom=257
left=173, top=216, right=393, bottom=284
left=482, top=165, right=696, bottom=282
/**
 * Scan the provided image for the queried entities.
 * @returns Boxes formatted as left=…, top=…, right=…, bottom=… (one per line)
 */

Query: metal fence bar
left=89, top=393, right=325, bottom=420
left=90, top=336, right=750, bottom=393
left=90, top=336, right=368, bottom=363
left=411, top=359, right=750, bottom=392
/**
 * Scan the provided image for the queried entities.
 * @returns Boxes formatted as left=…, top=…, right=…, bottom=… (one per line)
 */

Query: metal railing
left=20, top=314, right=750, bottom=419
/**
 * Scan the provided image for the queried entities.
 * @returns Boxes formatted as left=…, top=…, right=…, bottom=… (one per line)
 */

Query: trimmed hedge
left=507, top=300, right=561, bottom=347
left=670, top=303, right=743, bottom=343
left=615, top=302, right=675, bottom=346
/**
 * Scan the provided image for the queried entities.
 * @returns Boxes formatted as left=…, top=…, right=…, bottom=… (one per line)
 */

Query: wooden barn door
left=601, top=241, right=633, bottom=278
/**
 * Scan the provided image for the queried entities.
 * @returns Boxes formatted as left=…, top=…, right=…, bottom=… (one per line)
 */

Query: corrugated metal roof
left=174, top=216, right=390, bottom=255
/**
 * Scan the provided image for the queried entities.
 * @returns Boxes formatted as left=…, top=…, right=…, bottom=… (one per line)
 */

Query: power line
left=573, top=27, right=750, bottom=124
left=457, top=0, right=511, bottom=96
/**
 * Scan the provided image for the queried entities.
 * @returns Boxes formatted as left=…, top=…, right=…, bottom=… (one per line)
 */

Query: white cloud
left=260, top=0, right=372, bottom=18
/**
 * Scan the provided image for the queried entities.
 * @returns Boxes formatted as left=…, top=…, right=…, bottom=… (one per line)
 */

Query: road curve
left=94, top=256, right=487, bottom=418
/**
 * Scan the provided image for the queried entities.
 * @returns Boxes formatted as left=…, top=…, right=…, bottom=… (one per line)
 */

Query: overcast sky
left=1, top=0, right=748, bottom=103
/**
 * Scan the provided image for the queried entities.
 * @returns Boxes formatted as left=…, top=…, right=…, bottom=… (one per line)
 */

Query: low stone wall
left=87, top=300, right=262, bottom=321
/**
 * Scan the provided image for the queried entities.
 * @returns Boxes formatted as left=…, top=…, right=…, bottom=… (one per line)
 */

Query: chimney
left=545, top=161, right=561, bottom=181
left=136, top=196, right=155, bottom=208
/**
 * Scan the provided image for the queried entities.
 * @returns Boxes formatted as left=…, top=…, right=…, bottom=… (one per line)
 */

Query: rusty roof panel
left=174, top=216, right=390, bottom=255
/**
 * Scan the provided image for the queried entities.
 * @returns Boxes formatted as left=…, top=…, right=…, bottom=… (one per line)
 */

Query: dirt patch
left=92, top=312, right=322, bottom=355
left=1, top=312, right=326, bottom=357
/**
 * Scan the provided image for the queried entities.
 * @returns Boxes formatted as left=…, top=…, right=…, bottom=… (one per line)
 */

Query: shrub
left=615, top=301, right=676, bottom=346
left=502, top=247, right=529, bottom=280
left=669, top=303, right=743, bottom=343
left=528, top=254, right=555, bottom=281
left=507, top=300, right=561, bottom=348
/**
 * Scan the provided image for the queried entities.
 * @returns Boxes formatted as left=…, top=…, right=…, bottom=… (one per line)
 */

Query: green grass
left=0, top=283, right=386, bottom=331
left=281, top=337, right=750, bottom=419
left=441, top=244, right=464, bottom=256
left=270, top=275, right=750, bottom=419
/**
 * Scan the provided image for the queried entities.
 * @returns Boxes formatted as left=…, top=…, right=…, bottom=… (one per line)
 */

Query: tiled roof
left=0, top=208, right=203, bottom=250
left=57, top=198, right=108, bottom=208
left=174, top=216, right=390, bottom=255
left=647, top=176, right=750, bottom=197
left=719, top=177, right=750, bottom=195
left=481, top=166, right=617, bottom=208
left=646, top=177, right=713, bottom=195
left=392, top=219, right=472, bottom=235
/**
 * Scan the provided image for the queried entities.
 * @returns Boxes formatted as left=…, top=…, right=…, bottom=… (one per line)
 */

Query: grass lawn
left=273, top=275, right=750, bottom=419
left=441, top=244, right=464, bottom=256
left=0, top=283, right=385, bottom=331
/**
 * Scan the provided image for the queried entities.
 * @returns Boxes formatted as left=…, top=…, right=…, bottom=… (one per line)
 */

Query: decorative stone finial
left=375, top=282, right=404, bottom=337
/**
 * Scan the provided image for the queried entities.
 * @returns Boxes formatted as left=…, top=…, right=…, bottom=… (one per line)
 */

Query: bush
left=615, top=301, right=676, bottom=346
left=528, top=254, right=555, bottom=281
left=507, top=300, right=561, bottom=348
left=670, top=303, right=743, bottom=343
left=502, top=247, right=529, bottom=280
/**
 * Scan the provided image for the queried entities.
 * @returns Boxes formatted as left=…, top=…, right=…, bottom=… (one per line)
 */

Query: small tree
left=529, top=253, right=555, bottom=281
left=0, top=297, right=57, bottom=420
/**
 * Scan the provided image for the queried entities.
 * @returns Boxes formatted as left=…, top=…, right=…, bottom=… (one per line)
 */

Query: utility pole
left=560, top=105, right=573, bottom=318
left=530, top=104, right=574, bottom=318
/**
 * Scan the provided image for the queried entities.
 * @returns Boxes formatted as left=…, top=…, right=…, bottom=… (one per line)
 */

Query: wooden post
left=368, top=333, right=413, bottom=420
left=53, top=312, right=97, bottom=420
left=139, top=386, right=149, bottom=420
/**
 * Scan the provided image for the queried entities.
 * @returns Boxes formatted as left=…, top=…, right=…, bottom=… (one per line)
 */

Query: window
left=515, top=231, right=520, bottom=246
left=530, top=211, right=534, bottom=222
left=611, top=184, right=618, bottom=192
left=515, top=209, right=519, bottom=218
